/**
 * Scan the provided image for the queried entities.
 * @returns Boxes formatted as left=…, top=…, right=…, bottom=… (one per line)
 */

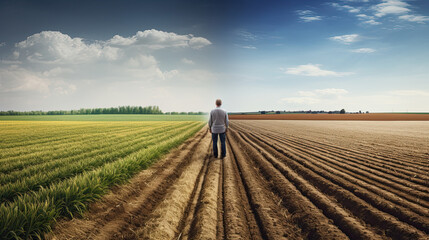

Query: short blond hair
left=215, top=99, right=222, bottom=106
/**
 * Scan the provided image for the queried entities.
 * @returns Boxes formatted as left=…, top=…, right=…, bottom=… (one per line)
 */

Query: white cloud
left=364, top=20, right=382, bottom=25
left=399, top=15, right=429, bottom=23
left=107, top=29, right=211, bottom=49
left=236, top=44, right=257, bottom=49
left=329, top=34, right=359, bottom=44
left=373, top=0, right=411, bottom=17
left=351, top=48, right=376, bottom=53
left=16, top=31, right=120, bottom=63
left=331, top=3, right=360, bottom=13
left=296, top=10, right=322, bottom=22
left=14, top=30, right=211, bottom=64
left=181, top=58, right=194, bottom=64
left=301, top=16, right=322, bottom=22
left=0, top=42, right=5, bottom=47
left=390, top=90, right=429, bottom=96
left=285, top=64, right=353, bottom=77
left=0, top=29, right=212, bottom=104
left=357, top=14, right=372, bottom=19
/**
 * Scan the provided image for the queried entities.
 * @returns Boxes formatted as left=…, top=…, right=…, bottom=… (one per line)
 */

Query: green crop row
left=0, top=121, right=204, bottom=239
left=0, top=124, right=150, bottom=161
left=0, top=123, right=198, bottom=203
left=0, top=122, right=187, bottom=173
left=0, top=121, right=160, bottom=150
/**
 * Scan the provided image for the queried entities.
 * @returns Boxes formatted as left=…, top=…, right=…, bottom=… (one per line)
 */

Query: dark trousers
left=212, top=132, right=226, bottom=157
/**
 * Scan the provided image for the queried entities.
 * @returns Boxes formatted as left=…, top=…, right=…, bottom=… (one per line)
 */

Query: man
left=208, top=99, right=229, bottom=158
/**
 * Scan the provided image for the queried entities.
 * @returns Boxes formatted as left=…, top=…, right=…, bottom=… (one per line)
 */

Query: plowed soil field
left=229, top=113, right=429, bottom=121
left=48, top=120, right=429, bottom=240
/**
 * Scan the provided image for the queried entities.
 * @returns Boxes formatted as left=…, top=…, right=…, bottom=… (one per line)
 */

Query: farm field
left=0, top=117, right=205, bottom=239
left=229, top=113, right=429, bottom=121
left=0, top=114, right=207, bottom=122
left=48, top=120, right=429, bottom=240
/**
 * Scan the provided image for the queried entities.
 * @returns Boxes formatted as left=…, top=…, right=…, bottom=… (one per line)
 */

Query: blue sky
left=0, top=0, right=428, bottom=112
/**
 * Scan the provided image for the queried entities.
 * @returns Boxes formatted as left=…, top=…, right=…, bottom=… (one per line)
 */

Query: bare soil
left=229, top=113, right=429, bottom=121
left=47, top=121, right=429, bottom=240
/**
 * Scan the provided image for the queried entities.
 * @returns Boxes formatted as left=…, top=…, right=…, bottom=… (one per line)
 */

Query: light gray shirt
left=208, top=107, right=229, bottom=134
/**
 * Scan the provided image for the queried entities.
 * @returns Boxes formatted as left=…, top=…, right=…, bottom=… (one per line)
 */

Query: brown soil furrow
left=233, top=122, right=429, bottom=181
left=135, top=134, right=211, bottom=239
left=188, top=159, right=222, bottom=240
left=233, top=129, right=385, bottom=240
left=174, top=143, right=210, bottom=240
left=229, top=129, right=346, bottom=240
left=246, top=127, right=429, bottom=204
left=235, top=121, right=429, bottom=169
left=273, top=137, right=429, bottom=208
left=249, top=129, right=429, bottom=218
left=261, top=130, right=429, bottom=186
left=222, top=142, right=263, bottom=239
left=46, top=128, right=208, bottom=240
left=216, top=156, right=225, bottom=240
left=238, top=129, right=429, bottom=236
left=290, top=134, right=429, bottom=173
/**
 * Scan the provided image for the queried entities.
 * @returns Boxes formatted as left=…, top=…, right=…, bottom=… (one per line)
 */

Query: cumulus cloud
left=15, top=31, right=120, bottom=63
left=399, top=15, right=429, bottom=23
left=107, top=29, right=211, bottom=49
left=329, top=34, right=359, bottom=44
left=285, top=64, right=353, bottom=77
left=372, top=0, right=411, bottom=17
left=351, top=48, right=376, bottom=53
left=0, top=29, right=212, bottom=103
left=330, top=3, right=360, bottom=13
left=296, top=10, right=322, bottom=22
left=14, top=30, right=211, bottom=64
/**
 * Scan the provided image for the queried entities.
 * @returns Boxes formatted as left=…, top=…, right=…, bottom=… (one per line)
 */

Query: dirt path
left=48, top=122, right=429, bottom=240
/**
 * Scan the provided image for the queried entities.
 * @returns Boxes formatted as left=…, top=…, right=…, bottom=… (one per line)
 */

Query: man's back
left=209, top=107, right=229, bottom=134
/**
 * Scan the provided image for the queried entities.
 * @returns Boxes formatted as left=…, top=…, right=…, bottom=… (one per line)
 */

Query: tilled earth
left=48, top=120, right=429, bottom=240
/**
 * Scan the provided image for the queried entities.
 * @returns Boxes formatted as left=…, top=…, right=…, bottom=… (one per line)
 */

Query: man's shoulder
left=212, top=108, right=227, bottom=114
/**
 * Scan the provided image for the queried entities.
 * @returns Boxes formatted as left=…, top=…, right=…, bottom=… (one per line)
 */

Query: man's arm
left=225, top=111, right=229, bottom=132
left=208, top=111, right=212, bottom=133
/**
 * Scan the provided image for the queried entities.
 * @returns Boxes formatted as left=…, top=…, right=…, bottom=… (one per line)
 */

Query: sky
left=0, top=0, right=428, bottom=113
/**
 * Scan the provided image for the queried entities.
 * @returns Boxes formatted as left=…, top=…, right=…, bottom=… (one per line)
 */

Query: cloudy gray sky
left=1, top=0, right=428, bottom=112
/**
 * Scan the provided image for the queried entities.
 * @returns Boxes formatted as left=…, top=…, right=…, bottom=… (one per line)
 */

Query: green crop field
left=0, top=114, right=208, bottom=121
left=0, top=115, right=205, bottom=239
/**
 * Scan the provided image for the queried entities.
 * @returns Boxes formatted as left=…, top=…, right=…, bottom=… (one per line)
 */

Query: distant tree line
left=231, top=109, right=369, bottom=115
left=0, top=106, right=163, bottom=115
left=0, top=106, right=209, bottom=116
